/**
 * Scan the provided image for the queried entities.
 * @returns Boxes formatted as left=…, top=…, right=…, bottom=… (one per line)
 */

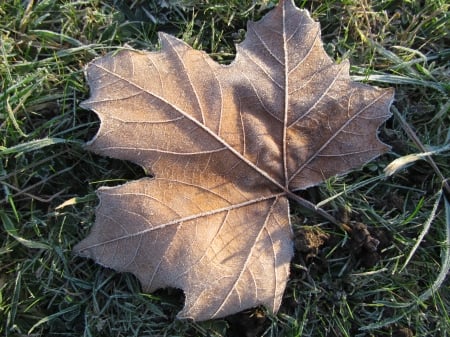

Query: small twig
left=0, top=165, right=75, bottom=204
left=0, top=151, right=68, bottom=181
left=0, top=180, right=67, bottom=203
left=392, top=105, right=449, bottom=195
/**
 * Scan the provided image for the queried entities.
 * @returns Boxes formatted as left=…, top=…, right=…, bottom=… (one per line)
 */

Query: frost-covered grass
left=1, top=0, right=449, bottom=336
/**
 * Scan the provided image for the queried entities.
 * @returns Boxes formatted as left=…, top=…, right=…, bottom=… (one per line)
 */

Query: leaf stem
left=287, top=190, right=341, bottom=227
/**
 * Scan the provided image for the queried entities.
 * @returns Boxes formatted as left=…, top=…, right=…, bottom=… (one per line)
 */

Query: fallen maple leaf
left=75, top=0, right=394, bottom=321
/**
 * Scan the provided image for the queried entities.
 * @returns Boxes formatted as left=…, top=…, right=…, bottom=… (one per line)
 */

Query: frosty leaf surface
left=75, top=0, right=394, bottom=321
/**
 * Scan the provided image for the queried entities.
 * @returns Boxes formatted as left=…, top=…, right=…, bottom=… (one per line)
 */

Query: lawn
left=1, top=0, right=449, bottom=336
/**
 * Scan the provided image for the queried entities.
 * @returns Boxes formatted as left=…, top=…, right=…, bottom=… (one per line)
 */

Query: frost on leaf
left=74, top=0, right=394, bottom=321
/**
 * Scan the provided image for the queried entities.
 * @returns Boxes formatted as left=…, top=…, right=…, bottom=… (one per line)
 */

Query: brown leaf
left=74, top=0, right=393, bottom=321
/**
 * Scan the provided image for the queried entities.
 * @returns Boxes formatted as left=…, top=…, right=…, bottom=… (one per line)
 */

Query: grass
left=1, top=0, right=449, bottom=336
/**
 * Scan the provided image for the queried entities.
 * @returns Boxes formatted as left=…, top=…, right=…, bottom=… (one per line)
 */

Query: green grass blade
left=0, top=211, right=51, bottom=250
left=418, top=187, right=450, bottom=302
left=27, top=305, right=81, bottom=334
left=0, top=138, right=80, bottom=156
left=400, top=190, right=442, bottom=272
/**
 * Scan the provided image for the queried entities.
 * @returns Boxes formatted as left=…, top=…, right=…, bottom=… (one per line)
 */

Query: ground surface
left=1, top=0, right=449, bottom=336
